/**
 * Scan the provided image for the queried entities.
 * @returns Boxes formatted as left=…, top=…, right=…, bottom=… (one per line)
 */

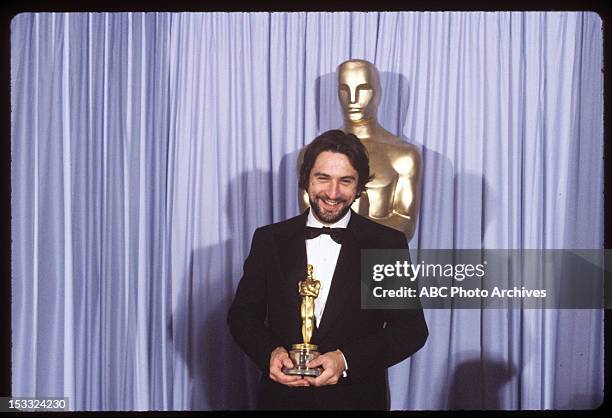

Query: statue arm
left=373, top=211, right=414, bottom=240
left=376, top=149, right=422, bottom=241
left=299, top=189, right=309, bottom=212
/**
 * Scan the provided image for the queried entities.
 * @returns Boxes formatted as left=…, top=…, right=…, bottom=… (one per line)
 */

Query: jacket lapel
left=277, top=232, right=307, bottom=291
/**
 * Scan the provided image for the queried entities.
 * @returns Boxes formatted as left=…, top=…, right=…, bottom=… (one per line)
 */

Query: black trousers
left=256, top=376, right=389, bottom=410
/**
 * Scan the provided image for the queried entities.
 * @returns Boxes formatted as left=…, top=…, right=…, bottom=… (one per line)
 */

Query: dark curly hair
left=299, top=130, right=373, bottom=196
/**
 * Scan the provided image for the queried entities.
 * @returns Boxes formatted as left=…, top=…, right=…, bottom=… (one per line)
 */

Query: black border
left=1, top=0, right=609, bottom=415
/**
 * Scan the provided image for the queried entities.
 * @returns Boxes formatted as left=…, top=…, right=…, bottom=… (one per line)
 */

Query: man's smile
left=320, top=197, right=342, bottom=208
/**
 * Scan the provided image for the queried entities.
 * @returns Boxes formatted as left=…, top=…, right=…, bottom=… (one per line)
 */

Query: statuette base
left=282, top=345, right=322, bottom=377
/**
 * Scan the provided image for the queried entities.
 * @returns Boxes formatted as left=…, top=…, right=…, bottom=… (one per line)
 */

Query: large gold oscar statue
left=300, top=59, right=422, bottom=241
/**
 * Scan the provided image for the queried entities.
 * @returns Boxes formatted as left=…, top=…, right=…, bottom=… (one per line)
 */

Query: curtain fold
left=11, top=11, right=603, bottom=410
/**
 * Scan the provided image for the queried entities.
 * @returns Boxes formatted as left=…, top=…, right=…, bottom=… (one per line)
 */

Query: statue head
left=337, top=59, right=382, bottom=124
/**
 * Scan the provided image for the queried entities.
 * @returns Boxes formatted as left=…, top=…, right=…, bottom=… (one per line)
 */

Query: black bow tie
left=304, top=226, right=346, bottom=244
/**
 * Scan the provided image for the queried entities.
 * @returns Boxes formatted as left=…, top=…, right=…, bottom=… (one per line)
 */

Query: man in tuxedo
left=227, top=129, right=428, bottom=410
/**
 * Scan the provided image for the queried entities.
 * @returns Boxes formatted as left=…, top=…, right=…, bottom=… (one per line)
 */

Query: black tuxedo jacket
left=227, top=210, right=428, bottom=410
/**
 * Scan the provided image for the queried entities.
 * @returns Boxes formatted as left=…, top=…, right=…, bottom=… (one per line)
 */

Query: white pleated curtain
left=11, top=12, right=603, bottom=410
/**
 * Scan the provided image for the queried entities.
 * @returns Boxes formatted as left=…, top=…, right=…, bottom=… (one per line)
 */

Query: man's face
left=337, top=63, right=380, bottom=123
left=307, top=151, right=359, bottom=225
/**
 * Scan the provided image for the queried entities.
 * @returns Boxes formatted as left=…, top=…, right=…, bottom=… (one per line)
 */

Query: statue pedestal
left=282, top=344, right=322, bottom=377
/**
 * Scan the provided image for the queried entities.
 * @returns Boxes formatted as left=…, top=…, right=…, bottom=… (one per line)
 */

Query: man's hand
left=304, top=349, right=346, bottom=387
left=269, top=347, right=310, bottom=387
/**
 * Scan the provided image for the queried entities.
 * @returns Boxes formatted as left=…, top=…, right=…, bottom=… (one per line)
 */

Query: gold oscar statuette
left=282, top=264, right=323, bottom=377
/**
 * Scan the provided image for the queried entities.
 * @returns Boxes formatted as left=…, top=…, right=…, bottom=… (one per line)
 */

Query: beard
left=309, top=193, right=354, bottom=225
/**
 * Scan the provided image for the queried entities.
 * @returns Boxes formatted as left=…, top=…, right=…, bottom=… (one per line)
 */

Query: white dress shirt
left=305, top=209, right=350, bottom=327
left=305, top=209, right=351, bottom=375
